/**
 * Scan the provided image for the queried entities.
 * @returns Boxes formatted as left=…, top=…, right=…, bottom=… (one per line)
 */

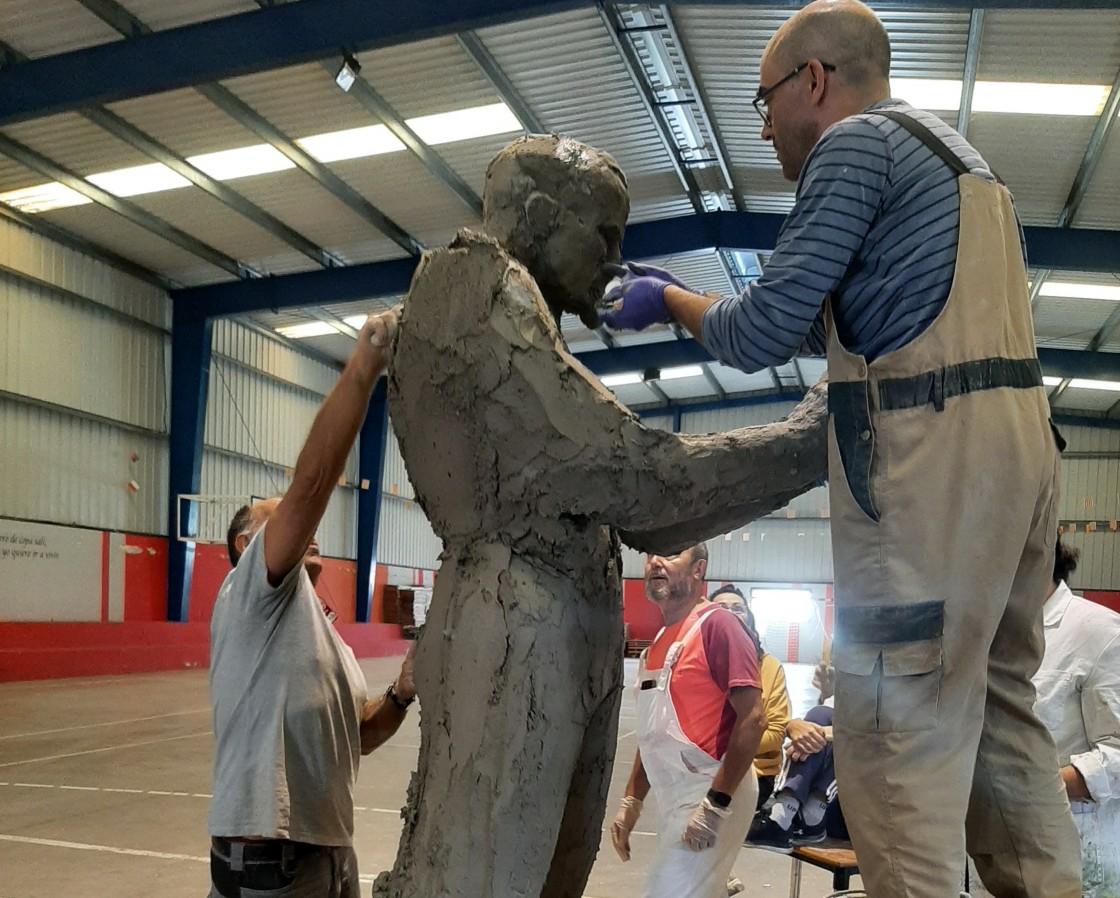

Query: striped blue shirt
left=701, top=99, right=1025, bottom=372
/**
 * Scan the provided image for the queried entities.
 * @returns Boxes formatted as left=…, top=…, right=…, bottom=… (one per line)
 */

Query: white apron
left=636, top=606, right=757, bottom=898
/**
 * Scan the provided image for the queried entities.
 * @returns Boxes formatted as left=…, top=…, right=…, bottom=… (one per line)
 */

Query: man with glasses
left=600, top=1, right=1080, bottom=895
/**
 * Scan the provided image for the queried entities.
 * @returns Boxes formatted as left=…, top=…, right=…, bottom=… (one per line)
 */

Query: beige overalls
left=825, top=111, right=1082, bottom=898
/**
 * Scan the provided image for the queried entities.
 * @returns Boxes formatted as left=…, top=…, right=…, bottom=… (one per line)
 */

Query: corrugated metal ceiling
left=2, top=1, right=1120, bottom=419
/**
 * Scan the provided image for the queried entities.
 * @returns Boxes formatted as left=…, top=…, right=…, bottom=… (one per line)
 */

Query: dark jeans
left=778, top=704, right=848, bottom=840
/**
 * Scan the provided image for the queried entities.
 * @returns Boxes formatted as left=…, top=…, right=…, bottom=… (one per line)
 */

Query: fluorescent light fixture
left=975, top=81, right=1109, bottom=116
left=335, top=54, right=361, bottom=93
left=0, top=181, right=91, bottom=213
left=659, top=365, right=704, bottom=380
left=891, top=78, right=1110, bottom=116
left=343, top=314, right=369, bottom=329
left=407, top=102, right=521, bottom=145
left=1043, top=376, right=1063, bottom=387
left=1068, top=378, right=1120, bottom=392
left=1039, top=281, right=1120, bottom=302
left=601, top=372, right=643, bottom=387
left=88, top=163, right=191, bottom=197
left=276, top=321, right=338, bottom=339
left=891, top=78, right=962, bottom=110
left=189, top=145, right=295, bottom=181
left=750, top=588, right=814, bottom=625
left=298, top=125, right=404, bottom=163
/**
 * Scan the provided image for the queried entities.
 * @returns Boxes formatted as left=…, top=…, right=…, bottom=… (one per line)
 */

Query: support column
left=356, top=377, right=389, bottom=623
left=167, top=309, right=213, bottom=622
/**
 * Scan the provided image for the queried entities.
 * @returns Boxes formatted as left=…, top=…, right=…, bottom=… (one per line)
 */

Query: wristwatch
left=386, top=683, right=415, bottom=710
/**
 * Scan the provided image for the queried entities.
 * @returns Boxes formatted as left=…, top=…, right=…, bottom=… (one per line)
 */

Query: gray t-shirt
left=208, top=526, right=368, bottom=845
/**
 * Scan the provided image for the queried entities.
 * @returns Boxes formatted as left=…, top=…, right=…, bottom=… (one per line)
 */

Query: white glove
left=682, top=796, right=731, bottom=851
left=610, top=796, right=643, bottom=862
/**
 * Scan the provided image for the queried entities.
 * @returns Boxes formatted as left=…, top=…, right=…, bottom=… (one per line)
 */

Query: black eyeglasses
left=753, top=61, right=836, bottom=127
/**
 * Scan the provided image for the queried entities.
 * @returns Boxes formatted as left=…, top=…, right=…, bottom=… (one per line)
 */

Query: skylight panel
left=891, top=79, right=1110, bottom=116
left=297, top=125, right=404, bottom=163
left=189, top=144, right=296, bottom=181
left=87, top=163, right=191, bottom=197
left=0, top=182, right=90, bottom=213
left=407, top=103, right=522, bottom=146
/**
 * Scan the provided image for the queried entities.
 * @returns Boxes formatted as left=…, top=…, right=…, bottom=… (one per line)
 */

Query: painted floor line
left=0, top=708, right=210, bottom=741
left=0, top=731, right=211, bottom=769
left=0, top=832, right=208, bottom=863
left=2, top=782, right=210, bottom=798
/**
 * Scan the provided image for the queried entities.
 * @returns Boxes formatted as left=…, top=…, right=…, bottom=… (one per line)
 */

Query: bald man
left=207, top=310, right=415, bottom=898
left=602, top=1, right=1080, bottom=896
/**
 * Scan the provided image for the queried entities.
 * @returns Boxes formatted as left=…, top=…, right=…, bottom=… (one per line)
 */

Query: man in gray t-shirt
left=207, top=308, right=414, bottom=898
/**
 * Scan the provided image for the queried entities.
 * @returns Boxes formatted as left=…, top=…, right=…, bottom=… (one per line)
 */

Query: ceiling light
left=406, top=102, right=521, bottom=145
left=343, top=314, right=369, bottom=329
left=1068, top=378, right=1120, bottom=392
left=890, top=78, right=1110, bottom=116
left=335, top=54, right=361, bottom=92
left=0, top=181, right=91, bottom=213
left=891, top=79, right=962, bottom=110
left=298, top=125, right=404, bottom=163
left=659, top=365, right=704, bottom=380
left=601, top=372, right=643, bottom=387
left=189, top=145, right=295, bottom=181
left=88, top=163, right=191, bottom=197
left=276, top=322, right=338, bottom=339
left=1043, top=376, right=1063, bottom=387
left=1039, top=281, right=1120, bottom=302
left=974, top=81, right=1108, bottom=116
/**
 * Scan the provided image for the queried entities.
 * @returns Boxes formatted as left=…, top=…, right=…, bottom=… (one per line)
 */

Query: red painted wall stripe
left=100, top=532, right=110, bottom=623
left=787, top=622, right=800, bottom=664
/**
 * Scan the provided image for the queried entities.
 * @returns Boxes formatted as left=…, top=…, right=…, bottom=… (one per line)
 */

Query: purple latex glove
left=599, top=262, right=688, bottom=331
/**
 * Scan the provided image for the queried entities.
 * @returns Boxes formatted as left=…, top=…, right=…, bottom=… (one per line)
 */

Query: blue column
left=167, top=309, right=213, bottom=622
left=356, top=377, right=389, bottom=624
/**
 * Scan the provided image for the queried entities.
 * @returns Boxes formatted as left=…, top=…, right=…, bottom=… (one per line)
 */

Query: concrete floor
left=0, top=657, right=857, bottom=898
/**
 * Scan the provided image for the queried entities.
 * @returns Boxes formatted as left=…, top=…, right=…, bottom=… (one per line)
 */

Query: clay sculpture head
left=483, top=134, right=629, bottom=328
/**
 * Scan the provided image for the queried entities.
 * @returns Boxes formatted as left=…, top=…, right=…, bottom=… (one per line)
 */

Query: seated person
left=746, top=661, right=848, bottom=854
left=709, top=585, right=791, bottom=808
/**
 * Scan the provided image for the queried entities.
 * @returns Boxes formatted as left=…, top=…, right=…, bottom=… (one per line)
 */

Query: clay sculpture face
left=483, top=134, right=629, bottom=328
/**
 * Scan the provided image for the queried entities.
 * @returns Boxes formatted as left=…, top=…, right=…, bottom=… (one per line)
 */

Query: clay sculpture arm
left=390, top=237, right=827, bottom=554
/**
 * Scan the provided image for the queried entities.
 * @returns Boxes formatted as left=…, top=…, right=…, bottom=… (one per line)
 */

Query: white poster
left=0, top=519, right=103, bottom=621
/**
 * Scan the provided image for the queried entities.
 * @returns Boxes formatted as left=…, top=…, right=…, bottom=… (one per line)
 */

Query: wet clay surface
left=378, top=137, right=828, bottom=898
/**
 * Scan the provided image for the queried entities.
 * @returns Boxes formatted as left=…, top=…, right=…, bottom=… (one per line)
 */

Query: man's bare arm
left=263, top=310, right=398, bottom=586
left=360, top=644, right=416, bottom=755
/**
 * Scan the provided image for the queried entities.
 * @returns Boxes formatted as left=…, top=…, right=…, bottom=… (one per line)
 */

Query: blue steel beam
left=167, top=311, right=213, bottom=622
left=0, top=0, right=591, bottom=127
left=4, top=0, right=1120, bottom=127
left=356, top=379, right=390, bottom=624
left=171, top=212, right=1120, bottom=318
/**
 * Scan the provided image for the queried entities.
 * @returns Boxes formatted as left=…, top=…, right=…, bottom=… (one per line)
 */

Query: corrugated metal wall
left=200, top=320, right=357, bottom=558
left=0, top=216, right=170, bottom=533
left=375, top=430, right=442, bottom=569
left=1055, top=422, right=1120, bottom=589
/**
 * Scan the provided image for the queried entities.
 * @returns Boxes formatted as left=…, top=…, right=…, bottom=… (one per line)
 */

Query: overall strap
left=874, top=109, right=970, bottom=177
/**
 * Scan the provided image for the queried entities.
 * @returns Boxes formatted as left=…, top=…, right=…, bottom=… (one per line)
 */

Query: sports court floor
left=0, top=657, right=854, bottom=897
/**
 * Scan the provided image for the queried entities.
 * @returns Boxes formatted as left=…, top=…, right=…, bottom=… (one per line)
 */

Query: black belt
left=210, top=838, right=324, bottom=897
